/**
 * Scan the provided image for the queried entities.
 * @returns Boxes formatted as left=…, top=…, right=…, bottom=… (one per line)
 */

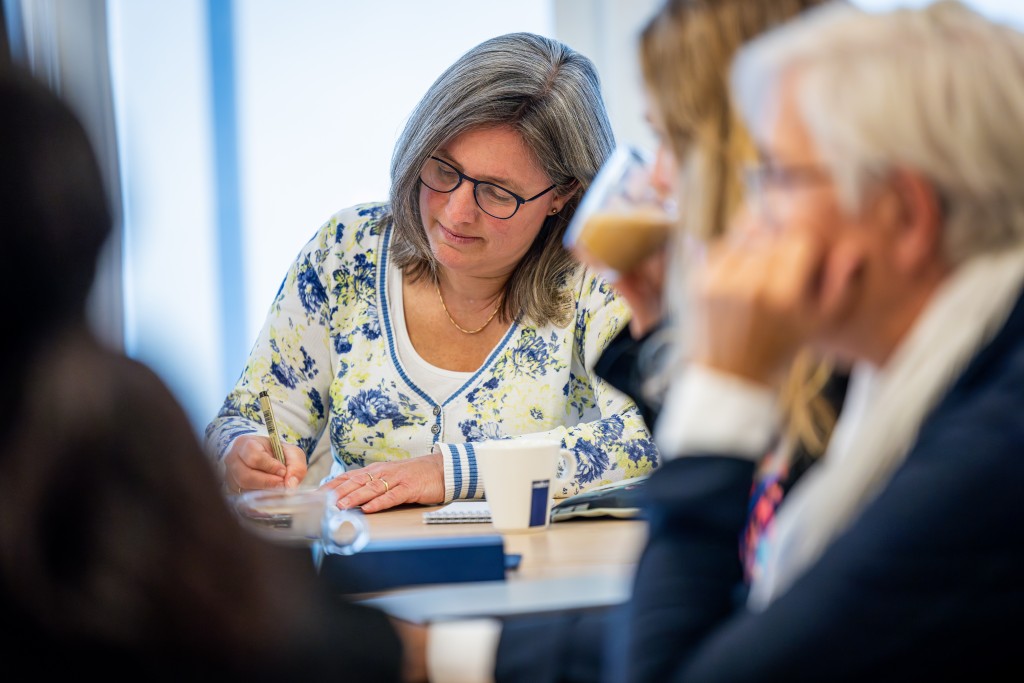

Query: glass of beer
left=564, top=145, right=676, bottom=280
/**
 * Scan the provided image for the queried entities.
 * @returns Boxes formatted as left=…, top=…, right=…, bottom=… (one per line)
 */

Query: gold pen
left=258, top=390, right=287, bottom=466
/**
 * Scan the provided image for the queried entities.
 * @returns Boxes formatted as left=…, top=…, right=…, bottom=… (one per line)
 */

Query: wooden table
left=352, top=504, right=649, bottom=622
left=365, top=504, right=648, bottom=581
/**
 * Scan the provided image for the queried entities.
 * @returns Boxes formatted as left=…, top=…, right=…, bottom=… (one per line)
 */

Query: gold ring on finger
left=380, top=477, right=389, bottom=494
left=365, top=472, right=375, bottom=484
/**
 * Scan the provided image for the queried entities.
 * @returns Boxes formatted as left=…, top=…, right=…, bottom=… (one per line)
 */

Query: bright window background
left=107, top=0, right=1024, bottom=438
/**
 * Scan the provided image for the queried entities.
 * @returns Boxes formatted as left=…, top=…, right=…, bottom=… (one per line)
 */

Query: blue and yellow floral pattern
left=205, top=202, right=658, bottom=501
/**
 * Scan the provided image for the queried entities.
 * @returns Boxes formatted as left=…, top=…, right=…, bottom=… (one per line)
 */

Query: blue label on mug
left=529, top=479, right=550, bottom=527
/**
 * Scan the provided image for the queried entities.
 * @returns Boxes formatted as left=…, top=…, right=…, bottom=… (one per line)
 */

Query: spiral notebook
left=422, top=500, right=492, bottom=524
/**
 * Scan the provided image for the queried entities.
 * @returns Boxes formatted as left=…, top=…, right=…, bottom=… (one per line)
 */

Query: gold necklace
left=434, top=280, right=502, bottom=334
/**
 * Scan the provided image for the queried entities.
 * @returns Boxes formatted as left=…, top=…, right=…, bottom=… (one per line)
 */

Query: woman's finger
left=358, top=476, right=402, bottom=513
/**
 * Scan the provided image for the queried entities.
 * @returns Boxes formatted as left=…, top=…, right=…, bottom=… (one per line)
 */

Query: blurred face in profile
left=644, top=88, right=680, bottom=202
left=743, top=74, right=916, bottom=365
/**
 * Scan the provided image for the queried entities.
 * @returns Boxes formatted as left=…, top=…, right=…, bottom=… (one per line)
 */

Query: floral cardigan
left=205, top=203, right=658, bottom=502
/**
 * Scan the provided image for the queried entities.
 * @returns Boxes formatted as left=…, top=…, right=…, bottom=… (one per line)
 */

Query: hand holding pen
left=258, top=390, right=287, bottom=466
left=222, top=391, right=308, bottom=494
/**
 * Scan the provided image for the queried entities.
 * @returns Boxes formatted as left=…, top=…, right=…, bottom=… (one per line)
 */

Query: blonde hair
left=640, top=0, right=837, bottom=459
left=640, top=0, right=825, bottom=242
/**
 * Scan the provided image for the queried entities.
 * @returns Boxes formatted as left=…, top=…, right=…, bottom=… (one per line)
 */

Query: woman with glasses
left=205, top=32, right=658, bottom=511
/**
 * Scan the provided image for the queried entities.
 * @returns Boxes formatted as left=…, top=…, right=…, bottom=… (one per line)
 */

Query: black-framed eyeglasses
left=419, top=156, right=557, bottom=219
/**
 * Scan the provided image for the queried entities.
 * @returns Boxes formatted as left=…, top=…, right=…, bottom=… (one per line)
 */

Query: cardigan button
left=433, top=405, right=441, bottom=416
left=431, top=424, right=440, bottom=434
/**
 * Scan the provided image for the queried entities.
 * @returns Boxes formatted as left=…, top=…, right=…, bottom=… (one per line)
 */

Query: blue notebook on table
left=316, top=533, right=511, bottom=595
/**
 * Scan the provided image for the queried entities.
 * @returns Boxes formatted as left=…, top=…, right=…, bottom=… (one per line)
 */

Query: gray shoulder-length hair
left=731, top=0, right=1024, bottom=264
left=387, top=32, right=615, bottom=327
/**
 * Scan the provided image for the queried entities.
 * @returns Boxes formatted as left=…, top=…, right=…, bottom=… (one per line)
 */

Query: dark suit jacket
left=497, top=291, right=1024, bottom=682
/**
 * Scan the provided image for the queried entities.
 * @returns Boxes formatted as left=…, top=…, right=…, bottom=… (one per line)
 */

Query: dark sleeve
left=492, top=456, right=754, bottom=683
left=614, top=456, right=753, bottom=683
left=620, top=397, right=1024, bottom=682
left=496, top=607, right=620, bottom=683
left=592, top=323, right=662, bottom=431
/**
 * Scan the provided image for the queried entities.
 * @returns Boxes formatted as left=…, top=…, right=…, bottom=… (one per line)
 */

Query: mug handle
left=555, top=448, right=577, bottom=487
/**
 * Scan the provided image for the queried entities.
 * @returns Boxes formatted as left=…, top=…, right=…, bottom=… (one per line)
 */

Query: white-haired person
left=612, top=1, right=1024, bottom=680
left=205, top=32, right=658, bottom=511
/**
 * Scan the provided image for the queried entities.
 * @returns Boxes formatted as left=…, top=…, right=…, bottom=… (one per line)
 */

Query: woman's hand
left=322, top=452, right=445, bottom=513
left=222, top=434, right=308, bottom=493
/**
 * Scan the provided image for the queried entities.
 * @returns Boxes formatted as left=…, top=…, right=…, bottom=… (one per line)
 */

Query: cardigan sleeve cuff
left=434, top=443, right=483, bottom=502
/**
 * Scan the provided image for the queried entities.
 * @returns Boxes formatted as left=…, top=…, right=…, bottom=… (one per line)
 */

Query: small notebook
left=422, top=500, right=492, bottom=524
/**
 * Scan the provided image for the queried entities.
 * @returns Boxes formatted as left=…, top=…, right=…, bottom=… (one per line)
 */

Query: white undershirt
left=389, top=261, right=472, bottom=398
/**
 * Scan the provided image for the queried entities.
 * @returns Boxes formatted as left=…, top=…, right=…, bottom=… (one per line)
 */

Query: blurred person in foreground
left=618, top=0, right=1024, bottom=680
left=205, top=32, right=657, bottom=511
left=0, top=65, right=410, bottom=681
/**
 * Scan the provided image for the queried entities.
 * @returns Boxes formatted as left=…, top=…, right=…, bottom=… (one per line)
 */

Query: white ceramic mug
left=232, top=487, right=369, bottom=556
left=474, top=438, right=577, bottom=533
